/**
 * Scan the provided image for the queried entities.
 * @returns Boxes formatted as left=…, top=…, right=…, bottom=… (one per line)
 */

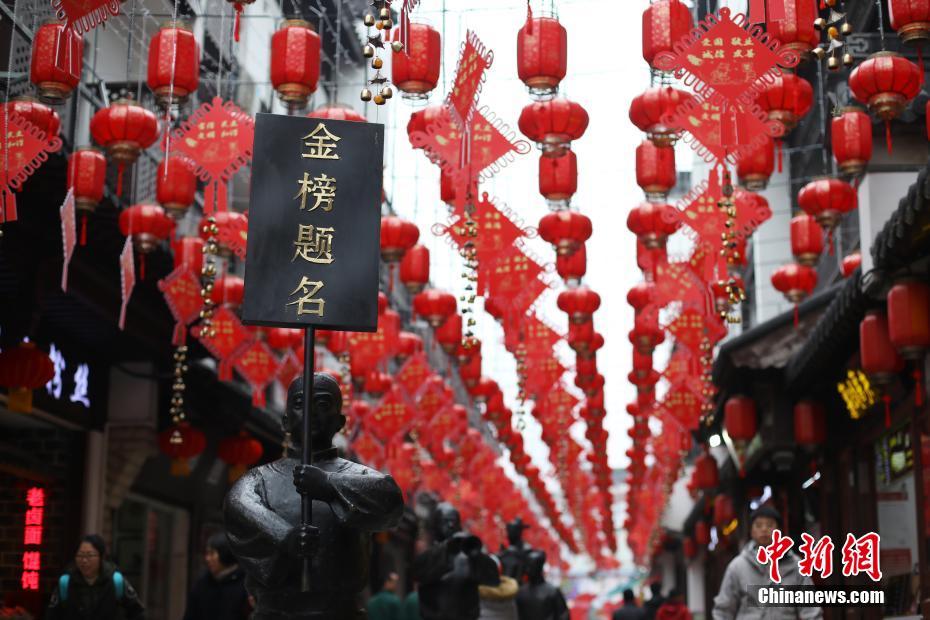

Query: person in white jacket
left=712, top=506, right=822, bottom=620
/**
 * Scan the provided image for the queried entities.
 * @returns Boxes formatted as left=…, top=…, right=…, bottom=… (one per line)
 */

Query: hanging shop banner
left=241, top=114, right=384, bottom=332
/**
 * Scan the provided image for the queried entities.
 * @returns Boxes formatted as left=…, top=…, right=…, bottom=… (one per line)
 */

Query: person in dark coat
left=643, top=583, right=665, bottom=620
left=46, top=534, right=145, bottom=620
left=183, top=532, right=251, bottom=620
left=613, top=589, right=645, bottom=620
left=656, top=590, right=692, bottom=620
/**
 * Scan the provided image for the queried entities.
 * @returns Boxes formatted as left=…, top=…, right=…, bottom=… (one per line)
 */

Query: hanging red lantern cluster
left=147, top=21, right=200, bottom=108
left=516, top=14, right=567, bottom=99
left=392, top=22, right=441, bottom=101
left=629, top=87, right=691, bottom=146
left=90, top=99, right=160, bottom=196
left=30, top=22, right=83, bottom=105
left=641, top=0, right=693, bottom=71
left=636, top=140, right=676, bottom=202
left=518, top=98, right=589, bottom=156
left=271, top=20, right=321, bottom=110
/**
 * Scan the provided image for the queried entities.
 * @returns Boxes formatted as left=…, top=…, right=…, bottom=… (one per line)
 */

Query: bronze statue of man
left=515, top=550, right=569, bottom=620
left=224, top=373, right=404, bottom=619
left=499, top=517, right=532, bottom=580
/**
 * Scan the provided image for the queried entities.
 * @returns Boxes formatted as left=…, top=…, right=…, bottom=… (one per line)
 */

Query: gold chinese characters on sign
left=288, top=122, right=341, bottom=318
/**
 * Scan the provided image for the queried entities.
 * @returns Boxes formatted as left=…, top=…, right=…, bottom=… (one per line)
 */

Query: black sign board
left=242, top=114, right=383, bottom=332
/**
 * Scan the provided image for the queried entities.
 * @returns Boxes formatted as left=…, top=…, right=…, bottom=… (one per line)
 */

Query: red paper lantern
left=516, top=15, right=567, bottom=99
left=0, top=342, right=55, bottom=413
left=793, top=400, right=826, bottom=446
left=218, top=431, right=263, bottom=482
left=629, top=87, right=691, bottom=146
left=557, top=286, right=601, bottom=324
left=147, top=21, right=200, bottom=108
left=889, top=0, right=930, bottom=42
left=849, top=52, right=921, bottom=143
left=407, top=105, right=448, bottom=149
left=266, top=327, right=301, bottom=351
left=119, top=204, right=175, bottom=253
left=90, top=99, right=160, bottom=195
left=557, top=244, right=586, bottom=285
left=435, top=313, right=463, bottom=353
left=887, top=280, right=930, bottom=359
left=156, top=156, right=197, bottom=219
left=771, top=263, right=817, bottom=304
left=308, top=104, right=366, bottom=122
left=789, top=214, right=824, bottom=267
left=841, top=252, right=862, bottom=278
left=629, top=322, right=665, bottom=355
left=413, top=289, right=457, bottom=328
left=736, top=136, right=775, bottom=191
left=67, top=147, right=106, bottom=216
left=271, top=19, right=321, bottom=109
left=211, top=274, right=246, bottom=309
left=831, top=107, right=873, bottom=176
left=399, top=244, right=430, bottom=294
left=627, top=281, right=654, bottom=312
left=518, top=98, right=589, bottom=156
left=756, top=72, right=813, bottom=132
left=172, top=236, right=204, bottom=272
left=538, top=210, right=592, bottom=256
left=724, top=395, right=757, bottom=442
left=860, top=310, right=905, bottom=384
left=397, top=332, right=423, bottom=361
left=380, top=216, right=420, bottom=262
left=8, top=97, right=60, bottom=137
left=713, top=494, right=735, bottom=526
left=158, top=423, right=206, bottom=476
left=694, top=452, right=719, bottom=489
left=392, top=22, right=441, bottom=101
left=636, top=140, right=676, bottom=202
left=459, top=354, right=482, bottom=388
left=539, top=151, right=577, bottom=207
left=627, top=202, right=679, bottom=249
left=364, top=371, right=392, bottom=397
left=642, top=0, right=693, bottom=70
left=797, top=178, right=857, bottom=231
left=30, top=22, right=83, bottom=104
left=767, top=0, right=818, bottom=57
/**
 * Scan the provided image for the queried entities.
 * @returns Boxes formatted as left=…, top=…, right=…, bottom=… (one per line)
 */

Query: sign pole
left=301, top=325, right=316, bottom=592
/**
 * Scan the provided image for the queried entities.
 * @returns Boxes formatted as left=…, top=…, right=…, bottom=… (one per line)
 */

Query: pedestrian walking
left=642, top=583, right=664, bottom=620
left=368, top=572, right=402, bottom=620
left=712, top=506, right=822, bottom=620
left=182, top=532, right=250, bottom=620
left=612, top=589, right=645, bottom=620
left=46, top=534, right=144, bottom=620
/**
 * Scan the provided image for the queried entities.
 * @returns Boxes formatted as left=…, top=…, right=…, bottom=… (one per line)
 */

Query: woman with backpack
left=46, top=534, right=145, bottom=620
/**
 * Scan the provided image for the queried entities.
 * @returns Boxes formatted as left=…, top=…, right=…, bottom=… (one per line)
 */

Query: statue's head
left=285, top=373, right=345, bottom=449
left=526, top=550, right=546, bottom=581
left=506, top=517, right=529, bottom=546
left=430, top=502, right=462, bottom=542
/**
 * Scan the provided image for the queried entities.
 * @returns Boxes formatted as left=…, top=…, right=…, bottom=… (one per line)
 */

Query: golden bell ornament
left=391, top=40, right=404, bottom=52
left=841, top=22, right=853, bottom=35
left=379, top=7, right=390, bottom=19
left=363, top=13, right=375, bottom=26
left=381, top=86, right=393, bottom=99
left=826, top=0, right=836, bottom=5
left=360, top=88, right=373, bottom=102
left=372, top=57, right=383, bottom=69
left=827, top=26, right=839, bottom=40
left=383, top=19, right=393, bottom=29
left=363, top=44, right=375, bottom=58
left=374, top=94, right=386, bottom=105
left=828, top=55, right=840, bottom=70
left=814, top=17, right=826, bottom=30
left=813, top=46, right=827, bottom=60
left=375, top=20, right=384, bottom=30
left=843, top=53, right=854, bottom=66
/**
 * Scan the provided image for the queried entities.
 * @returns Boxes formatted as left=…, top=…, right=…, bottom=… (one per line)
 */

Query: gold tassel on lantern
left=8, top=387, right=34, bottom=413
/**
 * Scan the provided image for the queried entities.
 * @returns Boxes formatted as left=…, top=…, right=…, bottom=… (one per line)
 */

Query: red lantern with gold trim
left=756, top=73, right=813, bottom=132
left=860, top=309, right=905, bottom=385
left=771, top=263, right=817, bottom=305
left=793, top=400, right=826, bottom=446
left=30, top=22, right=83, bottom=104
left=629, top=86, right=691, bottom=146
left=8, top=96, right=60, bottom=137
left=218, top=431, right=263, bottom=482
left=694, top=452, right=719, bottom=489
left=798, top=178, right=857, bottom=232
left=172, top=236, right=204, bottom=272
left=736, top=136, right=775, bottom=191
left=308, top=104, right=366, bottom=122
left=211, top=274, right=246, bottom=310
left=724, top=395, right=757, bottom=442
left=518, top=98, right=589, bottom=156
left=157, top=155, right=197, bottom=219
left=119, top=204, right=175, bottom=279
left=557, top=244, right=586, bottom=285
left=158, top=423, right=206, bottom=476
left=627, top=281, right=654, bottom=313
left=889, top=0, right=930, bottom=42
left=380, top=216, right=420, bottom=262
left=767, top=0, right=818, bottom=57
left=90, top=99, right=160, bottom=196
left=831, top=108, right=873, bottom=176
left=413, top=289, right=457, bottom=328
left=887, top=280, right=930, bottom=407
left=271, top=19, right=321, bottom=110
left=516, top=15, right=567, bottom=99
left=147, top=21, right=200, bottom=108
left=642, top=0, right=693, bottom=70
left=841, top=252, right=862, bottom=278
left=392, top=22, right=441, bottom=101
left=397, top=332, right=423, bottom=362
left=849, top=52, right=921, bottom=151
left=539, top=151, right=577, bottom=207
left=435, top=313, right=463, bottom=353
left=636, top=140, right=676, bottom=202
left=627, top=201, right=680, bottom=249
left=538, top=210, right=592, bottom=256
left=789, top=214, right=824, bottom=267
left=399, top=244, right=430, bottom=294
left=67, top=147, right=106, bottom=246
left=557, top=286, right=601, bottom=324
left=0, top=342, right=55, bottom=413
